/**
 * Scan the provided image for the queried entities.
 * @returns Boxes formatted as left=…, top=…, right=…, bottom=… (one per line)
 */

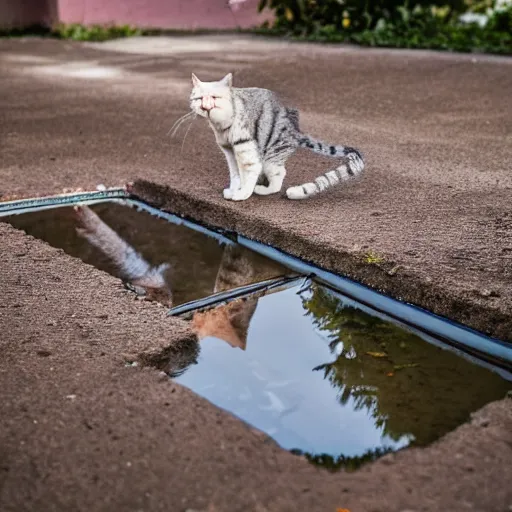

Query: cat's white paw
left=223, top=188, right=235, bottom=200
left=286, top=186, right=307, bottom=200
left=231, top=189, right=253, bottom=201
left=254, top=185, right=269, bottom=196
left=254, top=185, right=279, bottom=196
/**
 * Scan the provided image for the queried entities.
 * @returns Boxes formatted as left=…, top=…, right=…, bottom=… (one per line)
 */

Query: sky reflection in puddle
left=174, top=283, right=510, bottom=469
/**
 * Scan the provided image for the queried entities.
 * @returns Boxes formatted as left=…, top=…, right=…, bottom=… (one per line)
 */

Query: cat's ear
left=191, top=73, right=201, bottom=88
left=220, top=73, right=233, bottom=87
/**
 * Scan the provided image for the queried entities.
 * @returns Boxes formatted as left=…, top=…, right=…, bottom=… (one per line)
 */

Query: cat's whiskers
left=180, top=114, right=197, bottom=153
left=168, top=111, right=194, bottom=137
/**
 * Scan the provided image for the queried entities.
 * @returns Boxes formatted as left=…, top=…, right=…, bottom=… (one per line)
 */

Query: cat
left=186, top=72, right=365, bottom=201
left=74, top=205, right=173, bottom=306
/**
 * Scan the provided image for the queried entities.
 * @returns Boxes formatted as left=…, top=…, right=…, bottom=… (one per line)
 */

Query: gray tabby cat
left=188, top=72, right=365, bottom=201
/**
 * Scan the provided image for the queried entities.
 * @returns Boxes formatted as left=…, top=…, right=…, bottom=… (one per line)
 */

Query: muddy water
left=2, top=201, right=287, bottom=306
left=168, top=282, right=511, bottom=471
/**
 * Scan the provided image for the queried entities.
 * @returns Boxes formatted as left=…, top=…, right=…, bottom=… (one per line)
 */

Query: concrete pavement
left=0, top=36, right=511, bottom=511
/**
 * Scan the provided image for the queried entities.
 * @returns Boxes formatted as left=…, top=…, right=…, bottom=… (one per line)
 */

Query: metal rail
left=0, top=189, right=129, bottom=216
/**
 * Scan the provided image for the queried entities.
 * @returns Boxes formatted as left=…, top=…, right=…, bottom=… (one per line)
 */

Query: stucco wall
left=0, top=0, right=57, bottom=29
left=0, top=0, right=271, bottom=30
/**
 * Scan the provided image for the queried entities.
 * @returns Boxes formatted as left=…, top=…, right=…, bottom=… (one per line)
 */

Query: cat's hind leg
left=254, top=163, right=286, bottom=196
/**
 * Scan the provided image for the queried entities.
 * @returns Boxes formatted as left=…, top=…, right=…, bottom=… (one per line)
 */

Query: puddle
left=3, top=196, right=510, bottom=471
left=2, top=201, right=288, bottom=307
left=167, top=282, right=510, bottom=471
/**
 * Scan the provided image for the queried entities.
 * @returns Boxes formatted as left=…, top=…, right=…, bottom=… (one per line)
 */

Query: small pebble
left=387, top=265, right=401, bottom=276
left=480, top=289, right=499, bottom=298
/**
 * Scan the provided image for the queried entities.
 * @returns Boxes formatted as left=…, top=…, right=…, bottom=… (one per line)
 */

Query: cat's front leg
left=220, top=147, right=241, bottom=200
left=232, top=140, right=262, bottom=201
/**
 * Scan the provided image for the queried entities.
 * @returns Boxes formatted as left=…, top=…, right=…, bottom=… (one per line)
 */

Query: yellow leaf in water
left=387, top=372, right=394, bottom=377
left=285, top=7, right=294, bottom=21
left=365, top=351, right=388, bottom=358
left=394, top=363, right=420, bottom=371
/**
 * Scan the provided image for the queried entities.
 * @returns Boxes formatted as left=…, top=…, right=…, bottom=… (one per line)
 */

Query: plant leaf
left=365, top=351, right=388, bottom=358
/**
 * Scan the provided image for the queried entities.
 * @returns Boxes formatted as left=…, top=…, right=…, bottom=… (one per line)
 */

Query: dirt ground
left=0, top=36, right=511, bottom=512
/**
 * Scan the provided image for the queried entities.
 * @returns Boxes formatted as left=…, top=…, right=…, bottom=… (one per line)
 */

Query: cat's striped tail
left=286, top=134, right=365, bottom=200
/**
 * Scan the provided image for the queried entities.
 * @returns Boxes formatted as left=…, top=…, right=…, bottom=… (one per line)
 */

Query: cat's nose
left=201, top=96, right=214, bottom=111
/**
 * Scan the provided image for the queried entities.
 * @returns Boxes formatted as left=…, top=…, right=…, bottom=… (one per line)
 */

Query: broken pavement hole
left=1, top=190, right=511, bottom=471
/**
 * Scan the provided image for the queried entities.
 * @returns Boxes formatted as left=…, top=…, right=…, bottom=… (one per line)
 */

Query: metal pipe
left=236, top=237, right=512, bottom=367
left=0, top=189, right=128, bottom=216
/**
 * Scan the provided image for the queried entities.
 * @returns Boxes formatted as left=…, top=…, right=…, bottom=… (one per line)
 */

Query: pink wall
left=57, top=0, right=272, bottom=30
left=0, top=0, right=272, bottom=30
left=0, top=0, right=57, bottom=29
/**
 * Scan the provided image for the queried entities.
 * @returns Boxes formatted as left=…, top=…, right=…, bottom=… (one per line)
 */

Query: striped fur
left=74, top=205, right=172, bottom=305
left=188, top=73, right=365, bottom=201
left=287, top=138, right=365, bottom=199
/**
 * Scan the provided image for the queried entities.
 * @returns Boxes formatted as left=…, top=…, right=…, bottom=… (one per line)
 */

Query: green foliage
left=364, top=250, right=385, bottom=264
left=0, top=25, right=50, bottom=38
left=487, top=2, right=512, bottom=31
left=352, top=3, right=511, bottom=53
left=300, top=284, right=510, bottom=447
left=259, top=0, right=464, bottom=31
left=290, top=446, right=394, bottom=471
left=257, top=0, right=512, bottom=54
left=53, top=24, right=142, bottom=41
left=0, top=24, right=142, bottom=42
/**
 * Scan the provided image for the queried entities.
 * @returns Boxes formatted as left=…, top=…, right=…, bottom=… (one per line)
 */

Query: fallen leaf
left=336, top=509, right=351, bottom=512
left=365, top=351, right=387, bottom=358
left=393, top=363, right=419, bottom=371
left=386, top=372, right=394, bottom=377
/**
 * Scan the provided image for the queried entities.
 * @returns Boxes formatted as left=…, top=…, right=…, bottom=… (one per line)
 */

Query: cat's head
left=190, top=73, right=234, bottom=125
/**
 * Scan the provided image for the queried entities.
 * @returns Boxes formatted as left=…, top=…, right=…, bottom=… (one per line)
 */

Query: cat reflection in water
left=74, top=205, right=256, bottom=353
left=74, top=204, right=173, bottom=306
left=191, top=244, right=258, bottom=350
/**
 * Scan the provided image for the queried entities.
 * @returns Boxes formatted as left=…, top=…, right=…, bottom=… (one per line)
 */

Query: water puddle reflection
left=3, top=199, right=510, bottom=471
left=172, top=283, right=510, bottom=470
left=3, top=201, right=288, bottom=306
